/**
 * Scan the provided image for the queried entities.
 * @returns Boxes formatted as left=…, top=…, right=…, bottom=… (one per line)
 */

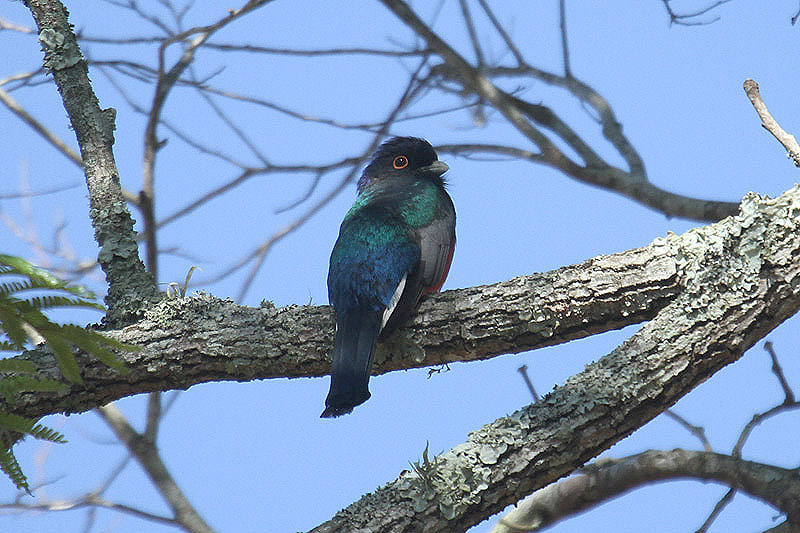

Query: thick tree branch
left=308, top=183, right=800, bottom=532
left=492, top=450, right=800, bottom=532
left=0, top=180, right=795, bottom=456
left=3, top=239, right=679, bottom=420
left=23, top=0, right=157, bottom=326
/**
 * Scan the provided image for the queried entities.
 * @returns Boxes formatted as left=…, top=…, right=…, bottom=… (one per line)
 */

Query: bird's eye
left=392, top=155, right=409, bottom=169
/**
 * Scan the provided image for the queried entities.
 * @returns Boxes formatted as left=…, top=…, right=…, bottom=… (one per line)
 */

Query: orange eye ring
left=392, top=155, right=409, bottom=169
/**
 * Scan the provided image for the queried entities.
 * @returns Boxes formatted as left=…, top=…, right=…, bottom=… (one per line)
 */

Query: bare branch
left=732, top=390, right=800, bottom=458
left=0, top=85, right=84, bottom=168
left=475, top=0, right=524, bottom=66
left=380, top=0, right=739, bottom=221
left=96, top=404, right=214, bottom=533
left=141, top=1, right=274, bottom=275
left=695, top=488, right=735, bottom=533
left=763, top=341, right=795, bottom=403
left=664, top=410, right=713, bottom=452
left=744, top=78, right=800, bottom=167
left=661, top=0, right=733, bottom=26
left=204, top=42, right=428, bottom=57
left=558, top=0, right=571, bottom=77
left=492, top=450, right=800, bottom=533
left=458, top=0, right=484, bottom=67
left=225, top=54, right=433, bottom=302
left=516, top=365, right=539, bottom=403
left=0, top=17, right=34, bottom=33
left=0, top=496, right=179, bottom=528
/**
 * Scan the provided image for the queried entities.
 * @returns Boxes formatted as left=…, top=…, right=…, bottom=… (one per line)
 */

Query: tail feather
left=321, top=308, right=382, bottom=418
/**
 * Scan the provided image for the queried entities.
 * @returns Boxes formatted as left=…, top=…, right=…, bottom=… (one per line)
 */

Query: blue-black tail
left=321, top=308, right=382, bottom=418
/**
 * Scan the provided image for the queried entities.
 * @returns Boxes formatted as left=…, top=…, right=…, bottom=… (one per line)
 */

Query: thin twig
left=661, top=0, right=732, bottom=26
left=764, top=341, right=795, bottom=403
left=142, top=0, right=274, bottom=276
left=694, top=488, right=735, bottom=533
left=558, top=0, right=571, bottom=77
left=743, top=78, right=800, bottom=167
left=231, top=53, right=431, bottom=302
left=0, top=86, right=84, bottom=168
left=664, top=410, right=713, bottom=452
left=96, top=404, right=214, bottom=533
left=476, top=0, right=524, bottom=65
left=458, top=0, right=484, bottom=66
left=517, top=365, right=539, bottom=403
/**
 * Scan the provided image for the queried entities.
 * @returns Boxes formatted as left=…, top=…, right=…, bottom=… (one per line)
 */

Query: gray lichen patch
left=395, top=409, right=537, bottom=521
left=38, top=28, right=83, bottom=71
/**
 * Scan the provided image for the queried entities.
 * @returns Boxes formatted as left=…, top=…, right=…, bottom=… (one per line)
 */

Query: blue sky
left=2, top=1, right=800, bottom=532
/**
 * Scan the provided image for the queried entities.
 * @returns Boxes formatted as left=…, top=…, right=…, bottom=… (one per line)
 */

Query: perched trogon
left=322, top=137, right=456, bottom=418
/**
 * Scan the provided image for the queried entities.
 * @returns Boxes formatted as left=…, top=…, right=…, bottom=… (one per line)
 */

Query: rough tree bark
left=11, top=1, right=800, bottom=531
left=306, top=186, right=800, bottom=531
left=24, top=0, right=159, bottom=326
left=4, top=184, right=800, bottom=530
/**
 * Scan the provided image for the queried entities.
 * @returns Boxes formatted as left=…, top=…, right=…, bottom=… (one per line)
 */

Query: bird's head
left=357, top=137, right=449, bottom=191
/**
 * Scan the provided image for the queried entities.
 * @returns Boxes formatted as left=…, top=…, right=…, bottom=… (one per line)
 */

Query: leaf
left=22, top=295, right=104, bottom=312
left=0, top=359, right=36, bottom=373
left=0, top=375, right=65, bottom=402
left=0, top=304, right=29, bottom=348
left=0, top=255, right=99, bottom=300
left=38, top=330, right=82, bottom=384
left=0, top=447, right=29, bottom=493
left=0, top=412, right=36, bottom=435
left=28, top=424, right=66, bottom=443
left=0, top=413, right=66, bottom=443
left=60, top=325, right=132, bottom=373
left=0, top=281, right=35, bottom=297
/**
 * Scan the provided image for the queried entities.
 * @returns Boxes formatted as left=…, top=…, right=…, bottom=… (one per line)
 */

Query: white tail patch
left=382, top=274, right=407, bottom=331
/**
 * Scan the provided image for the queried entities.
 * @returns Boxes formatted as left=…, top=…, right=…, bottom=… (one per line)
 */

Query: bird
left=322, top=137, right=456, bottom=418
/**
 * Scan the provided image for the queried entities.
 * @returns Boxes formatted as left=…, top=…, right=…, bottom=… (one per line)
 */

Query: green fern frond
left=38, top=331, right=82, bottom=384
left=28, top=424, right=66, bottom=443
left=0, top=375, right=65, bottom=402
left=0, top=359, right=36, bottom=373
left=0, top=255, right=138, bottom=492
left=0, top=255, right=97, bottom=299
left=0, top=413, right=65, bottom=443
left=0, top=447, right=29, bottom=493
left=0, top=255, right=139, bottom=383
left=0, top=281, right=37, bottom=297
left=20, top=295, right=104, bottom=312
left=0, top=304, right=30, bottom=348
left=59, top=325, right=131, bottom=373
left=0, top=340, right=23, bottom=353
left=0, top=412, right=38, bottom=435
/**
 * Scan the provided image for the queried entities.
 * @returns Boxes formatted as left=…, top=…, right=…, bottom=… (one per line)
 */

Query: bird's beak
left=420, top=160, right=449, bottom=177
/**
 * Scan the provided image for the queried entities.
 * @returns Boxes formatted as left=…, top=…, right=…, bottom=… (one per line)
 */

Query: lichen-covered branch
left=2, top=238, right=679, bottom=420
left=1, top=182, right=798, bottom=433
left=308, top=185, right=800, bottom=532
left=23, top=0, right=157, bottom=325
